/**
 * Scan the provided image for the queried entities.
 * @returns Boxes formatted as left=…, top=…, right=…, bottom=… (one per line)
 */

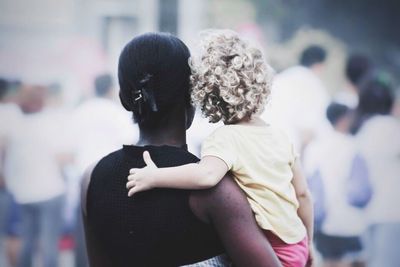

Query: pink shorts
left=265, top=231, right=309, bottom=267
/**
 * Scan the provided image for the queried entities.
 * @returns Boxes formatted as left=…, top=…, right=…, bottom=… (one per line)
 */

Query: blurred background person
left=71, top=73, right=138, bottom=175
left=351, top=74, right=395, bottom=134
left=263, top=45, right=331, bottom=153
left=0, top=78, right=23, bottom=267
left=40, top=83, right=77, bottom=265
left=3, top=84, right=66, bottom=267
left=0, top=78, right=9, bottom=267
left=353, top=77, right=400, bottom=267
left=335, top=54, right=373, bottom=108
left=304, top=102, right=372, bottom=267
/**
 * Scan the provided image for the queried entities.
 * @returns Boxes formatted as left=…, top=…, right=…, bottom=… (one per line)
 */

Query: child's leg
left=264, top=231, right=308, bottom=267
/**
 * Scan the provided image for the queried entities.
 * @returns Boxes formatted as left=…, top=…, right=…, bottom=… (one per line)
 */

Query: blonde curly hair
left=190, top=29, right=274, bottom=124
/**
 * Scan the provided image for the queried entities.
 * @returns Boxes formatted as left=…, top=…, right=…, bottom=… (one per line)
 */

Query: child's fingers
left=128, top=188, right=135, bottom=197
left=127, top=174, right=135, bottom=181
left=128, top=186, right=140, bottom=197
left=143, top=151, right=156, bottom=168
left=129, top=168, right=138, bottom=174
left=126, top=180, right=136, bottom=189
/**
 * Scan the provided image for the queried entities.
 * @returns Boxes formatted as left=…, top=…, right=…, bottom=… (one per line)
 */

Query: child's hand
left=126, top=151, right=158, bottom=196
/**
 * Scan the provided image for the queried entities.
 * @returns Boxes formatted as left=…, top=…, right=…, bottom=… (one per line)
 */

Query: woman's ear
left=119, top=91, right=132, bottom=111
left=186, top=104, right=196, bottom=130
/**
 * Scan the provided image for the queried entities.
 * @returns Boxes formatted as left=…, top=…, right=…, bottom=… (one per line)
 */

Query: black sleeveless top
left=87, top=145, right=223, bottom=267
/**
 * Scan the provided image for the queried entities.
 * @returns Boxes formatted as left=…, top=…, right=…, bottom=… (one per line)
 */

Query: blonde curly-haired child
left=126, top=30, right=314, bottom=267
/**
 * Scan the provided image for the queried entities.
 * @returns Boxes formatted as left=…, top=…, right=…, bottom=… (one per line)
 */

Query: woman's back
left=86, top=145, right=223, bottom=266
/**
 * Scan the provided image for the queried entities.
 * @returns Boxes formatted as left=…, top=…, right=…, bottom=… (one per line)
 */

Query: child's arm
left=291, top=159, right=314, bottom=266
left=126, top=151, right=228, bottom=196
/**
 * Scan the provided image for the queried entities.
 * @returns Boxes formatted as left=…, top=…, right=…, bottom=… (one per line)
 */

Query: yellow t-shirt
left=201, top=124, right=306, bottom=244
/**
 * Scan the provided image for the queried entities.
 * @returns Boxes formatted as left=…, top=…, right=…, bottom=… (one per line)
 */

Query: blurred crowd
left=262, top=46, right=400, bottom=267
left=0, top=75, right=138, bottom=267
left=0, top=43, right=399, bottom=267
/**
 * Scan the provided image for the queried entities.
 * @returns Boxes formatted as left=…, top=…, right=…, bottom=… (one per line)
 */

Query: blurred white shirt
left=262, top=66, right=331, bottom=150
left=0, top=103, right=23, bottom=188
left=72, top=97, right=138, bottom=174
left=4, top=109, right=67, bottom=204
left=0, top=103, right=23, bottom=141
left=357, top=115, right=400, bottom=224
left=304, top=129, right=368, bottom=236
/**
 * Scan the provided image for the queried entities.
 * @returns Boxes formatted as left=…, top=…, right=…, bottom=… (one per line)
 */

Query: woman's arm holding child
left=291, top=160, right=314, bottom=266
left=126, top=151, right=228, bottom=196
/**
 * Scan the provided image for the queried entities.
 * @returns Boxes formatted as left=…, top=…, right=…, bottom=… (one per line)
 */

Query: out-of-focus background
left=1, top=0, right=400, bottom=97
left=0, top=0, right=399, bottom=267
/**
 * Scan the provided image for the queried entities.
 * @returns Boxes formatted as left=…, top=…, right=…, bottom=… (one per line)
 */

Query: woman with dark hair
left=354, top=77, right=400, bottom=267
left=81, top=32, right=281, bottom=267
left=350, top=77, right=394, bottom=135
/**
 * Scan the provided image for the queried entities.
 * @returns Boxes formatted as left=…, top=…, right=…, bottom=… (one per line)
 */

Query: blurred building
left=0, top=0, right=207, bottom=103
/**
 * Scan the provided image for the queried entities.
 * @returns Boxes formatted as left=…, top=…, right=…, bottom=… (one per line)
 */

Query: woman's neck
left=136, top=117, right=187, bottom=147
left=137, top=130, right=187, bottom=147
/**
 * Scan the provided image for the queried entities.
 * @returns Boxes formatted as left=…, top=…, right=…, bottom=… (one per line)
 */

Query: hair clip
left=134, top=90, right=143, bottom=101
left=140, top=74, right=158, bottom=112
left=132, top=73, right=158, bottom=118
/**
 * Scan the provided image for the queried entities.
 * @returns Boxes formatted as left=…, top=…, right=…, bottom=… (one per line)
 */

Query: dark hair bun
left=118, top=32, right=191, bottom=126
